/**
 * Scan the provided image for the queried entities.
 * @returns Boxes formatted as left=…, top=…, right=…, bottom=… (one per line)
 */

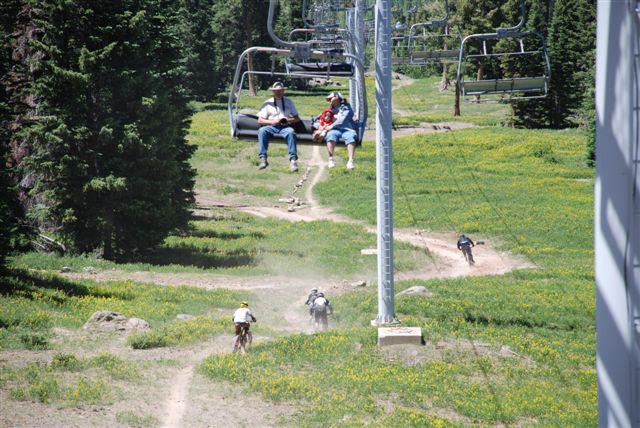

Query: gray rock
left=351, top=280, right=367, bottom=288
left=127, top=318, right=150, bottom=331
left=83, top=311, right=150, bottom=332
left=176, top=314, right=194, bottom=321
left=59, top=266, right=72, bottom=273
left=396, top=286, right=434, bottom=298
left=83, top=311, right=127, bottom=331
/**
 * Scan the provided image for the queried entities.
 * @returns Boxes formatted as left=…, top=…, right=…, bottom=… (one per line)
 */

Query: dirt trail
left=161, top=347, right=215, bottom=428
left=59, top=144, right=531, bottom=291
left=156, top=146, right=531, bottom=426
left=235, top=146, right=533, bottom=280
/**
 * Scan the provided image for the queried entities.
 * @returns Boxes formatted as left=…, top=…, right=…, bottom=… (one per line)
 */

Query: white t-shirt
left=313, top=297, right=327, bottom=308
left=233, top=307, right=254, bottom=323
left=257, top=97, right=299, bottom=121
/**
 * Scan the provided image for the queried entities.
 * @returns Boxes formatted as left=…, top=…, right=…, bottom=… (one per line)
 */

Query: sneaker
left=328, top=157, right=336, bottom=169
left=258, top=158, right=268, bottom=170
left=290, top=159, right=299, bottom=172
left=346, top=159, right=355, bottom=170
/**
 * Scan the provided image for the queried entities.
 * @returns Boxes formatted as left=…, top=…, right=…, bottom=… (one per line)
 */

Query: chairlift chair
left=391, top=0, right=461, bottom=65
left=455, top=0, right=551, bottom=102
left=228, top=47, right=367, bottom=146
left=286, top=28, right=354, bottom=77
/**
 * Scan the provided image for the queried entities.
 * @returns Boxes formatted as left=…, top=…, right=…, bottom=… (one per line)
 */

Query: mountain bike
left=232, top=321, right=254, bottom=354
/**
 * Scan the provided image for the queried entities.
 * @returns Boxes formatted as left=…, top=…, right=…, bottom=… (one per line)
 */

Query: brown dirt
left=362, top=122, right=476, bottom=141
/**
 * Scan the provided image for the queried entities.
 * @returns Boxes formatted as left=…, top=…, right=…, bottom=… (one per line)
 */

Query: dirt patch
left=379, top=339, right=535, bottom=368
left=363, top=122, right=476, bottom=141
left=183, top=378, right=296, bottom=427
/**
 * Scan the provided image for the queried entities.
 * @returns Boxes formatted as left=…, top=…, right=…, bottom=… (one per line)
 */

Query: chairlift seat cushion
left=461, top=77, right=547, bottom=96
left=411, top=49, right=460, bottom=60
left=234, top=114, right=360, bottom=146
left=286, top=62, right=354, bottom=76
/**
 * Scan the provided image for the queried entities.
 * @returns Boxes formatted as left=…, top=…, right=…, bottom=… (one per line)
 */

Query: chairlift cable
left=393, top=76, right=518, bottom=269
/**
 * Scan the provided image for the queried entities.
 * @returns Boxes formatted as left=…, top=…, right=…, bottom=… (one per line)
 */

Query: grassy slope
left=392, top=76, right=510, bottom=126
left=2, top=75, right=595, bottom=425
left=201, top=86, right=596, bottom=425
left=0, top=271, right=245, bottom=350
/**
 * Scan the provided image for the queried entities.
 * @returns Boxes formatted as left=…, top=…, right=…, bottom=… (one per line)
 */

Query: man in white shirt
left=257, top=81, right=301, bottom=172
left=311, top=293, right=333, bottom=331
left=232, top=301, right=257, bottom=354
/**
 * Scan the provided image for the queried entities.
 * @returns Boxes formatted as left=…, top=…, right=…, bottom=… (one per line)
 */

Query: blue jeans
left=325, top=128, right=357, bottom=145
left=258, top=125, right=298, bottom=161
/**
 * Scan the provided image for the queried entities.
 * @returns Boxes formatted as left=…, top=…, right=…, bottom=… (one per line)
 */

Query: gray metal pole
left=354, top=0, right=366, bottom=118
left=348, top=6, right=356, bottom=106
left=374, top=0, right=396, bottom=325
left=595, top=0, right=640, bottom=425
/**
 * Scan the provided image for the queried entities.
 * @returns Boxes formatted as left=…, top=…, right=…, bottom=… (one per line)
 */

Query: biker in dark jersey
left=457, top=234, right=476, bottom=266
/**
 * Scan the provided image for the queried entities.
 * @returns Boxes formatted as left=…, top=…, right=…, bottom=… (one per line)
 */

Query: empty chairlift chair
left=455, top=0, right=551, bottom=102
left=392, top=0, right=460, bottom=65
left=285, top=29, right=354, bottom=77
left=407, top=20, right=461, bottom=64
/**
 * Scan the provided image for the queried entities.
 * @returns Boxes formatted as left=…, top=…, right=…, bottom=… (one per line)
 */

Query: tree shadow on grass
left=187, top=229, right=265, bottom=240
left=134, top=247, right=257, bottom=270
left=0, top=269, right=131, bottom=301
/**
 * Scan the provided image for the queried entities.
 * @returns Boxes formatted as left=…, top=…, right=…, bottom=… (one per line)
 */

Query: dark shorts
left=235, top=322, right=250, bottom=336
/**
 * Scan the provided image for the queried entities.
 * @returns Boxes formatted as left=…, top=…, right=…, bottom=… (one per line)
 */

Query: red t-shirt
left=319, top=108, right=334, bottom=127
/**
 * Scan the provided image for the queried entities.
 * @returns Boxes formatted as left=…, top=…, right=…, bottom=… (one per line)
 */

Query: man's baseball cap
left=326, top=91, right=343, bottom=100
left=270, top=81, right=287, bottom=90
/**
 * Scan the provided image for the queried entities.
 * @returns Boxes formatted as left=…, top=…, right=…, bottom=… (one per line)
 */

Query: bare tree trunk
left=439, top=38, right=450, bottom=91
left=475, top=60, right=484, bottom=103
left=440, top=62, right=450, bottom=91
left=247, top=52, right=256, bottom=96
left=244, top=5, right=256, bottom=96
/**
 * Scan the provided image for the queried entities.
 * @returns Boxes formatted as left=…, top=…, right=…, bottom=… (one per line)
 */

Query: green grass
left=201, top=125, right=596, bottom=425
left=392, top=76, right=510, bottom=126
left=1, top=352, right=138, bottom=406
left=2, top=76, right=594, bottom=425
left=0, top=270, right=244, bottom=350
left=116, top=410, right=158, bottom=427
left=127, top=315, right=228, bottom=349
left=11, top=213, right=431, bottom=279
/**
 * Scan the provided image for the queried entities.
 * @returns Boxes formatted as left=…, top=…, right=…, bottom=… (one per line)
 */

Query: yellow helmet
left=240, top=301, right=249, bottom=308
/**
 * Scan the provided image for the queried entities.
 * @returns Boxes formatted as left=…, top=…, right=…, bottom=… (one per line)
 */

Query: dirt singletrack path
left=235, top=145, right=533, bottom=280
left=161, top=347, right=215, bottom=428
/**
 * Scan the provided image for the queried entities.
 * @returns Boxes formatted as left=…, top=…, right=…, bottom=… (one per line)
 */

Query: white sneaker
left=290, top=159, right=299, bottom=172
left=346, top=159, right=355, bottom=170
left=328, top=157, right=336, bottom=169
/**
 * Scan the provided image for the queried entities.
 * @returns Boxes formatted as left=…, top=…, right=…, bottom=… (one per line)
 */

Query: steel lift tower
left=596, top=0, right=640, bottom=425
left=373, top=0, right=397, bottom=325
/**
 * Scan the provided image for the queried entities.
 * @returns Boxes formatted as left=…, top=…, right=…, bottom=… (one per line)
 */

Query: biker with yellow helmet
left=232, top=301, right=257, bottom=354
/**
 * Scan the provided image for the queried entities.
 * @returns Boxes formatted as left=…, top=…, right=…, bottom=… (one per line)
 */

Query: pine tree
left=508, top=0, right=554, bottom=128
left=453, top=0, right=504, bottom=107
left=177, top=0, right=220, bottom=100
left=21, top=0, right=195, bottom=260
left=0, top=0, right=23, bottom=268
left=546, top=0, right=595, bottom=128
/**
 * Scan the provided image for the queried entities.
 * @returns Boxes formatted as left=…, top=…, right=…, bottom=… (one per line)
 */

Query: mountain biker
left=305, top=287, right=320, bottom=310
left=311, top=292, right=333, bottom=331
left=232, top=301, right=257, bottom=354
left=457, top=234, right=476, bottom=266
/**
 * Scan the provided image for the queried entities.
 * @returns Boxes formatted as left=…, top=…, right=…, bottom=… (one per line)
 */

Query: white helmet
left=311, top=288, right=318, bottom=293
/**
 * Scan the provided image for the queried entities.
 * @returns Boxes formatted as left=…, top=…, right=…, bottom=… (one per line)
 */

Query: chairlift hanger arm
left=228, top=46, right=347, bottom=136
left=497, top=0, right=526, bottom=33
